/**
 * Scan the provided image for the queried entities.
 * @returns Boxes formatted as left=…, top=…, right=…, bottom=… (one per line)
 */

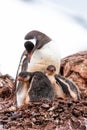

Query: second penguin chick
left=45, top=65, right=66, bottom=99
left=46, top=65, right=80, bottom=100
left=17, top=71, right=55, bottom=106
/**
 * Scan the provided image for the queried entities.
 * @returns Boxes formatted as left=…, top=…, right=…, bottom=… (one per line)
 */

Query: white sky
left=0, top=0, right=87, bottom=78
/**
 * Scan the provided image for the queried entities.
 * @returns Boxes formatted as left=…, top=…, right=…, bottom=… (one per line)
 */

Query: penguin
left=45, top=65, right=80, bottom=100
left=24, top=30, right=61, bottom=74
left=45, top=65, right=66, bottom=99
left=16, top=71, right=30, bottom=107
left=16, top=71, right=55, bottom=107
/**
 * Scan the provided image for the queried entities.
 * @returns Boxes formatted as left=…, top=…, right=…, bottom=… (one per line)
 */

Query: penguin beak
left=17, top=76, right=23, bottom=81
left=29, top=53, right=32, bottom=60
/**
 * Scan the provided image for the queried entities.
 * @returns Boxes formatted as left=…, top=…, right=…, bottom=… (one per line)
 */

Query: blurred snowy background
left=0, top=0, right=87, bottom=78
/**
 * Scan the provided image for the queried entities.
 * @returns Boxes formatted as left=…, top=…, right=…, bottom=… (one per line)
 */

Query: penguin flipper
left=55, top=74, right=71, bottom=96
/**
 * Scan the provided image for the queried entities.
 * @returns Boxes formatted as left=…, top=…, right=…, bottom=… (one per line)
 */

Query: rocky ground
left=0, top=51, right=87, bottom=130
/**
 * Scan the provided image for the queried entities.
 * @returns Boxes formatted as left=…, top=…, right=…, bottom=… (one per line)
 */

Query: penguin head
left=24, top=30, right=51, bottom=54
left=24, top=41, right=34, bottom=53
left=46, top=65, right=56, bottom=75
left=17, top=71, right=32, bottom=82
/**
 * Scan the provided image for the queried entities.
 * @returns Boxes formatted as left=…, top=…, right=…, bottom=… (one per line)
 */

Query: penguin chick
left=46, top=65, right=80, bottom=100
left=16, top=72, right=30, bottom=107
left=16, top=71, right=55, bottom=107
left=55, top=75, right=80, bottom=100
left=45, top=65, right=66, bottom=99
left=24, top=30, right=61, bottom=74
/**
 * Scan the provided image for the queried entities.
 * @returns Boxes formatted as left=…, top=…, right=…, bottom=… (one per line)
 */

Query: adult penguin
left=16, top=30, right=60, bottom=107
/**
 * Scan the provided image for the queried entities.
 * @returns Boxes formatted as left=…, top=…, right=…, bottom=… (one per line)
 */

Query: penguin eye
left=23, top=74, right=27, bottom=78
left=50, top=69, right=54, bottom=72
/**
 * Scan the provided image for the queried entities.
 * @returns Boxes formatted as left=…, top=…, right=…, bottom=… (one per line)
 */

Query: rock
left=60, top=51, right=87, bottom=91
left=0, top=87, right=11, bottom=98
left=0, top=74, right=15, bottom=99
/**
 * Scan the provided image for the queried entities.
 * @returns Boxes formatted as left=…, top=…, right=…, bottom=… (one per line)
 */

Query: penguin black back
left=28, top=71, right=55, bottom=102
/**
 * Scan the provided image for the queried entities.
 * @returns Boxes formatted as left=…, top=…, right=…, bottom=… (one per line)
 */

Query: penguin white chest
left=16, top=83, right=29, bottom=107
left=28, top=41, right=61, bottom=73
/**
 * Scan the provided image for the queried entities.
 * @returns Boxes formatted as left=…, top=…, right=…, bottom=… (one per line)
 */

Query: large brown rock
left=0, top=74, right=15, bottom=99
left=60, top=51, right=87, bottom=91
